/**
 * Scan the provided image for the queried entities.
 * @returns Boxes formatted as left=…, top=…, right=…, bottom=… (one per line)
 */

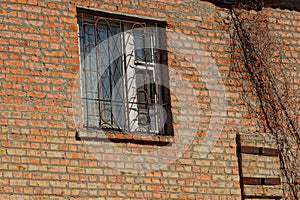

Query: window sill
left=75, top=129, right=174, bottom=146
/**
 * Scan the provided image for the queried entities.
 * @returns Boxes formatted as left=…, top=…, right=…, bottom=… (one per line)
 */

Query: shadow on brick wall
left=205, top=0, right=300, bottom=12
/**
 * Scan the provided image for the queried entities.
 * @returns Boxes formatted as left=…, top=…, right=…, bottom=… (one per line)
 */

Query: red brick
left=0, top=1, right=299, bottom=199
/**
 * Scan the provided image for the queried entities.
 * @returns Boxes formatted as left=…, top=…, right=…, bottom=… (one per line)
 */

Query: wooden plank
left=243, top=177, right=261, bottom=185
left=262, top=148, right=279, bottom=156
left=243, top=195, right=281, bottom=199
left=243, top=177, right=281, bottom=185
left=240, top=146, right=259, bottom=155
left=264, top=178, right=281, bottom=185
left=239, top=146, right=278, bottom=156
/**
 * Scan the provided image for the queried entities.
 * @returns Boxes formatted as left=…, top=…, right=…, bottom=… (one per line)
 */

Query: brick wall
left=0, top=0, right=299, bottom=199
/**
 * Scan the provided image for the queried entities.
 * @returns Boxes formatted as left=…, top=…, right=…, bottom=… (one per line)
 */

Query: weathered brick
left=0, top=0, right=299, bottom=199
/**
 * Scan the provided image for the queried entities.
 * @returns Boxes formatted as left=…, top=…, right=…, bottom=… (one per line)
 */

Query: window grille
left=77, top=10, right=172, bottom=135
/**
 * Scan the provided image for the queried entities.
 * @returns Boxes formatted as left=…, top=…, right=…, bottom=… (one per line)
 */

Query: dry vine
left=228, top=0, right=300, bottom=199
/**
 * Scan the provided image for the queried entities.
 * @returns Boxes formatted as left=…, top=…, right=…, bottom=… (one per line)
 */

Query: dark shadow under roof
left=205, top=0, right=300, bottom=12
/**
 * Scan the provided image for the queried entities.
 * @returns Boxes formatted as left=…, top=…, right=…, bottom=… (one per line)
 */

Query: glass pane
left=133, top=28, right=145, bottom=62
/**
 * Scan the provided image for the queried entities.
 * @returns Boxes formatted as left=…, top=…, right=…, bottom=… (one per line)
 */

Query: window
left=77, top=9, right=172, bottom=135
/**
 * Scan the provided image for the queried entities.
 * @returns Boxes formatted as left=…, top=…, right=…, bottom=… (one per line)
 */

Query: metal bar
left=95, top=16, right=150, bottom=27
left=94, top=17, right=102, bottom=129
left=81, top=13, right=89, bottom=128
left=121, top=21, right=131, bottom=132
left=154, top=23, right=162, bottom=134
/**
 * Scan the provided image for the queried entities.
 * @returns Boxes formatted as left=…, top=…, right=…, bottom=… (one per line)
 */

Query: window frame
left=77, top=8, right=173, bottom=135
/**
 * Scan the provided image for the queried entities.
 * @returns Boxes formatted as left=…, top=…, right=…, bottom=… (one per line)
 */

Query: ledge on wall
left=75, top=129, right=174, bottom=146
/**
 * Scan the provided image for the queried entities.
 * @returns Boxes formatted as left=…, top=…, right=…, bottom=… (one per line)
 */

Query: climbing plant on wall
left=228, top=0, right=299, bottom=199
